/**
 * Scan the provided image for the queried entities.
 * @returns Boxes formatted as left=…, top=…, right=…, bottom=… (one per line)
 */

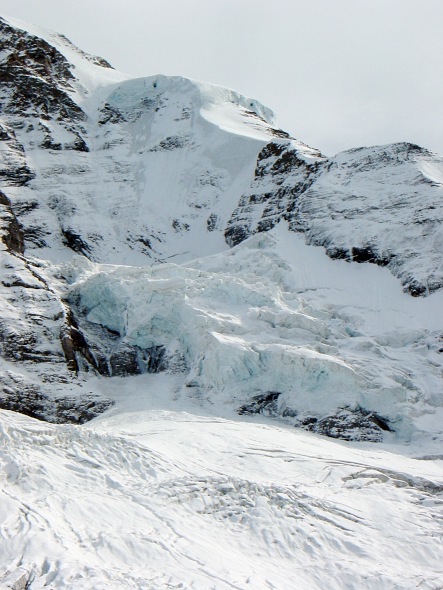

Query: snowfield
left=0, top=15, right=443, bottom=590
left=1, top=381, right=443, bottom=590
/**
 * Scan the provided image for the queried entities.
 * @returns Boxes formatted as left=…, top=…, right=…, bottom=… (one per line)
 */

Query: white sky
left=1, top=0, right=442, bottom=156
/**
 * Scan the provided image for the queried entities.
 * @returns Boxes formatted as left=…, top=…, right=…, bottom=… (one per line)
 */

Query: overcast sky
left=1, top=0, right=442, bottom=156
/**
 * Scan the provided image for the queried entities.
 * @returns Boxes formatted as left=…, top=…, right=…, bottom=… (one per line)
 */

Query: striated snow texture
left=1, top=394, right=443, bottom=590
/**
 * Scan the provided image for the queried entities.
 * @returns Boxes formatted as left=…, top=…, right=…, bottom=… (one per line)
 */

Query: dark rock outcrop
left=60, top=311, right=98, bottom=373
left=0, top=384, right=114, bottom=424
left=238, top=391, right=281, bottom=416
left=61, top=227, right=91, bottom=257
left=303, top=408, right=391, bottom=442
left=0, top=190, right=25, bottom=254
left=0, top=123, right=35, bottom=186
left=0, top=17, right=86, bottom=122
left=238, top=392, right=392, bottom=442
left=225, top=142, right=323, bottom=247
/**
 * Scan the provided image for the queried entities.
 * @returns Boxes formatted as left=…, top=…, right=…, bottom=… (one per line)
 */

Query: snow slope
left=1, top=15, right=304, bottom=266
left=299, top=144, right=443, bottom=295
left=1, top=381, right=443, bottom=589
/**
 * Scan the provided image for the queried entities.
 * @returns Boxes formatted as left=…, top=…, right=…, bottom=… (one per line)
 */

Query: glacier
left=62, top=227, right=443, bottom=444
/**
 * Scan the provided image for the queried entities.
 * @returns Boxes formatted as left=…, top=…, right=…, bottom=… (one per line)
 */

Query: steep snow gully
left=0, top=15, right=442, bottom=590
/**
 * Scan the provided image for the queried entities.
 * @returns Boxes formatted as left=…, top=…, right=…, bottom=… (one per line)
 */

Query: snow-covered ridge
left=298, top=142, right=443, bottom=295
left=1, top=15, right=126, bottom=90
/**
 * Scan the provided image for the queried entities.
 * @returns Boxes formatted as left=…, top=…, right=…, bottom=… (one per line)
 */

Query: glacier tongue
left=64, top=227, right=443, bottom=444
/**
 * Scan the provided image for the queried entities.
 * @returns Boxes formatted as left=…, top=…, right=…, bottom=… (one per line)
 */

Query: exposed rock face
left=0, top=255, right=64, bottom=365
left=226, top=141, right=443, bottom=295
left=0, top=385, right=114, bottom=424
left=238, top=392, right=391, bottom=442
left=0, top=122, right=35, bottom=186
left=0, top=190, right=24, bottom=254
left=308, top=408, right=391, bottom=442
left=0, top=17, right=85, bottom=122
left=225, top=142, right=323, bottom=247
left=296, top=143, right=443, bottom=296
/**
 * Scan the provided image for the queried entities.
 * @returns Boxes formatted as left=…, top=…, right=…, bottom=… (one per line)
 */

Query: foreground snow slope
left=1, top=381, right=443, bottom=590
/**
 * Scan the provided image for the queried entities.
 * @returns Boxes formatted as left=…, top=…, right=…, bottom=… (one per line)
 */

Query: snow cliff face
left=0, top=16, right=442, bottom=445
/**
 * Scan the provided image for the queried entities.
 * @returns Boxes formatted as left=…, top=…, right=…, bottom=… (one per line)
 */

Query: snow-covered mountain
left=1, top=17, right=442, bottom=289
left=0, top=16, right=442, bottom=590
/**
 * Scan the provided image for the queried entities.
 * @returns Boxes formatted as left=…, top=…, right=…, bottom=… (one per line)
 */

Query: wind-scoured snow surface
left=2, top=397, right=443, bottom=590
left=1, top=16, right=443, bottom=590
